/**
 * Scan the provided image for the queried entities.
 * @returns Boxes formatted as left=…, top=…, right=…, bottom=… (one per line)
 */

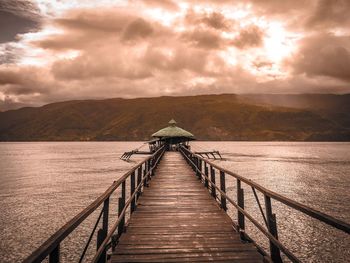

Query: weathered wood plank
left=111, top=152, right=263, bottom=263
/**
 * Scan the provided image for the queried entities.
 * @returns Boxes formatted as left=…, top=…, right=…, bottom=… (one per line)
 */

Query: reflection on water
left=0, top=142, right=349, bottom=262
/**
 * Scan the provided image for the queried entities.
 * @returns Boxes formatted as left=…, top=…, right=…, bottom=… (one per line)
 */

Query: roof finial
left=169, top=119, right=177, bottom=126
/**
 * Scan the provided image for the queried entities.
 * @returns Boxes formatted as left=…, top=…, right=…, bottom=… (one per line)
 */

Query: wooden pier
left=112, top=152, right=263, bottom=262
left=24, top=144, right=350, bottom=263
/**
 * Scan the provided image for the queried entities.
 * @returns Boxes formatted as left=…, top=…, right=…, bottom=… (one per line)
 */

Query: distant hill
left=0, top=94, right=349, bottom=141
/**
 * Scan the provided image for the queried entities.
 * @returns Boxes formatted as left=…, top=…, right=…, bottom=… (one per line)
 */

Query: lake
left=0, top=142, right=349, bottom=262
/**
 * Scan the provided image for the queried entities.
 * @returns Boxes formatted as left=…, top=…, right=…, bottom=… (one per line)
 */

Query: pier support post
left=102, top=197, right=109, bottom=238
left=118, top=182, right=126, bottom=236
left=97, top=197, right=109, bottom=263
left=204, top=163, right=209, bottom=188
left=143, top=162, right=148, bottom=187
left=190, top=154, right=194, bottom=171
left=198, top=159, right=202, bottom=180
left=130, top=172, right=136, bottom=213
left=148, top=159, right=152, bottom=177
left=210, top=166, right=216, bottom=198
left=137, top=166, right=142, bottom=199
left=193, top=155, right=196, bottom=171
left=49, top=244, right=60, bottom=263
left=195, top=157, right=200, bottom=179
left=97, top=230, right=105, bottom=263
left=237, top=180, right=245, bottom=233
left=264, top=195, right=283, bottom=263
left=219, top=171, right=227, bottom=211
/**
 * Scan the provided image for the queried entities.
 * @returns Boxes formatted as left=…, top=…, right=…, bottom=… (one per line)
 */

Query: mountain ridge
left=0, top=94, right=349, bottom=141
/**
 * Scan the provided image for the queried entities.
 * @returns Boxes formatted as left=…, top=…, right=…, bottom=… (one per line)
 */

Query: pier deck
left=111, top=152, right=264, bottom=262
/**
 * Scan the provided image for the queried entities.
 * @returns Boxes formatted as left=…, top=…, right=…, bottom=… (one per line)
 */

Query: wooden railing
left=24, top=145, right=165, bottom=263
left=179, top=145, right=350, bottom=263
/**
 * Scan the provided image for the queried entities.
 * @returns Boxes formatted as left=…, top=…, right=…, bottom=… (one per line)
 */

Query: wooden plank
left=111, top=152, right=263, bottom=263
left=112, top=252, right=263, bottom=262
left=115, top=244, right=258, bottom=250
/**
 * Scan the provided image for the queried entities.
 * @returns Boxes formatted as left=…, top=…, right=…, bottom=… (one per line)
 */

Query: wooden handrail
left=179, top=145, right=350, bottom=263
left=179, top=146, right=299, bottom=262
left=92, top=146, right=166, bottom=263
left=23, top=146, right=165, bottom=263
left=180, top=146, right=350, bottom=234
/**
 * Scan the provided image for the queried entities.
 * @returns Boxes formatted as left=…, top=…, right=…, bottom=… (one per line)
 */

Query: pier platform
left=111, top=152, right=264, bottom=262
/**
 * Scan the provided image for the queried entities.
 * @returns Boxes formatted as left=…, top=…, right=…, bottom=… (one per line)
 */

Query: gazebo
left=151, top=119, right=195, bottom=150
left=121, top=119, right=220, bottom=160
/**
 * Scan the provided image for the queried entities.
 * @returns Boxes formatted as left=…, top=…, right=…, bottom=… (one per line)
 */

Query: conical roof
left=152, top=119, right=195, bottom=139
left=169, top=119, right=177, bottom=125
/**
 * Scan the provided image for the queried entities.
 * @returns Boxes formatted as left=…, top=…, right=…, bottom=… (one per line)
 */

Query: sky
left=0, top=0, right=350, bottom=110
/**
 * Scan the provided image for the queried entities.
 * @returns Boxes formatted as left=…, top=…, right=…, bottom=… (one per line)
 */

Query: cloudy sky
left=0, top=0, right=350, bottom=110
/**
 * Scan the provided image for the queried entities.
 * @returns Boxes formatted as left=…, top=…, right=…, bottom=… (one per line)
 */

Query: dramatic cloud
left=122, top=18, right=154, bottom=41
left=184, top=10, right=232, bottom=31
left=0, top=0, right=349, bottom=110
left=0, top=0, right=41, bottom=43
left=201, top=12, right=231, bottom=30
left=182, top=28, right=222, bottom=49
left=0, top=66, right=52, bottom=95
left=306, top=0, right=350, bottom=29
left=232, top=25, right=264, bottom=49
left=290, top=33, right=350, bottom=81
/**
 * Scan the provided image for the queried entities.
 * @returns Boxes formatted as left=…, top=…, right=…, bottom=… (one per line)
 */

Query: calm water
left=0, top=142, right=350, bottom=262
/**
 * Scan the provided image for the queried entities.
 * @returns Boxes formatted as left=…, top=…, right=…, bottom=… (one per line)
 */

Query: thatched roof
left=152, top=119, right=195, bottom=139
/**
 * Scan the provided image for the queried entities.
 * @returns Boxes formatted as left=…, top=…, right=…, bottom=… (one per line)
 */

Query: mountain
left=0, top=94, right=349, bottom=141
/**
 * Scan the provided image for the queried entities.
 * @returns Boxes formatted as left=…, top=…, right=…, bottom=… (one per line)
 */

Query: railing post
left=148, top=159, right=152, bottom=177
left=198, top=159, right=202, bottom=180
left=204, top=163, right=209, bottom=188
left=137, top=166, right=142, bottom=199
left=143, top=162, right=148, bottom=187
left=193, top=155, right=196, bottom=171
left=195, top=157, right=200, bottom=179
left=102, top=198, right=109, bottom=238
left=130, top=171, right=136, bottom=213
left=49, top=244, right=60, bottom=263
left=219, top=171, right=227, bottom=211
left=237, top=179, right=245, bottom=232
left=118, top=181, right=126, bottom=237
left=190, top=154, right=194, bottom=170
left=210, top=166, right=216, bottom=198
left=97, top=197, right=109, bottom=263
left=264, top=195, right=283, bottom=263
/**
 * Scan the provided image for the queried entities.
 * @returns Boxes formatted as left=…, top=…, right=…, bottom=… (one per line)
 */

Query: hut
left=121, top=119, right=195, bottom=160
left=121, top=119, right=220, bottom=160
left=151, top=119, right=195, bottom=151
